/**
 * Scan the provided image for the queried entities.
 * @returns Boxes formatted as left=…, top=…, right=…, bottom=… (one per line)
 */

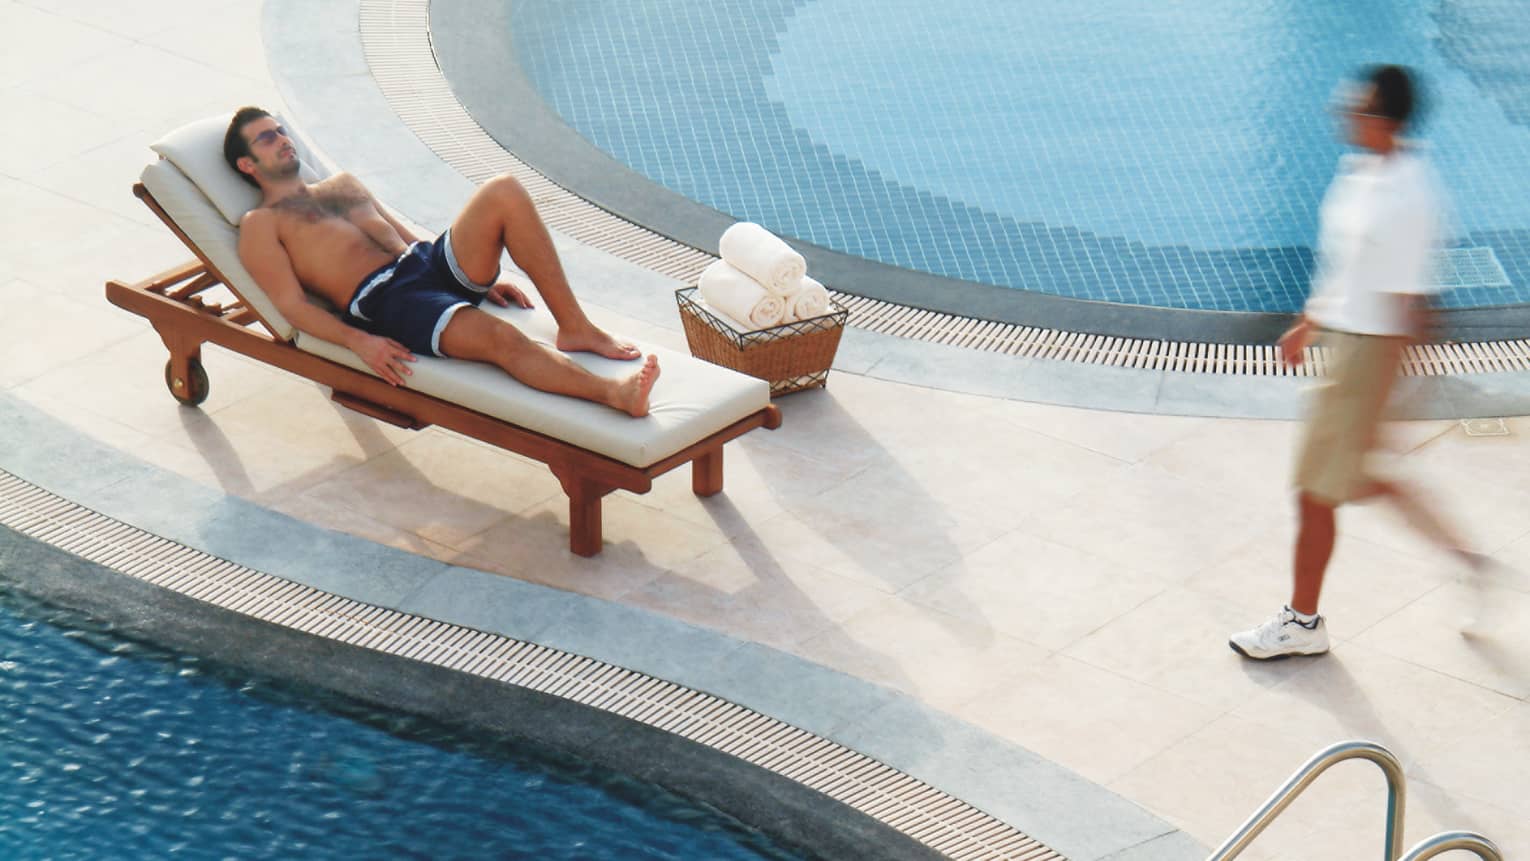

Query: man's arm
left=237, top=209, right=416, bottom=386
left=1279, top=314, right=1314, bottom=367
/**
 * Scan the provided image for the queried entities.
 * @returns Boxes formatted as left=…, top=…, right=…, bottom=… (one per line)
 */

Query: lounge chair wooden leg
left=153, top=325, right=208, bottom=406
left=692, top=447, right=724, bottom=497
left=555, top=472, right=613, bottom=557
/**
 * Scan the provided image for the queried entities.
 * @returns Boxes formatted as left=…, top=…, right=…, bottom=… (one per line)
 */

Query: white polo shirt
left=1303, top=149, right=1443, bottom=336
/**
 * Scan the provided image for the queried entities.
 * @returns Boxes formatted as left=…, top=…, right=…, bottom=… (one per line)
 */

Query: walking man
left=1230, top=65, right=1483, bottom=660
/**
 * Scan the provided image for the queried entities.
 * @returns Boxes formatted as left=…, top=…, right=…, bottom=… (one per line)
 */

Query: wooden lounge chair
left=105, top=116, right=780, bottom=556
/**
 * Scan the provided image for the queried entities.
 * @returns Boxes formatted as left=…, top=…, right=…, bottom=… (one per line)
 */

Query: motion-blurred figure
left=1230, top=64, right=1484, bottom=660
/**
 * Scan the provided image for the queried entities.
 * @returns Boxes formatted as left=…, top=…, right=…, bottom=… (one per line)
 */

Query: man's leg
left=446, top=175, right=639, bottom=360
left=1354, top=478, right=1483, bottom=569
left=439, top=307, right=658, bottom=417
left=1291, top=492, right=1337, bottom=615
left=1228, top=490, right=1335, bottom=659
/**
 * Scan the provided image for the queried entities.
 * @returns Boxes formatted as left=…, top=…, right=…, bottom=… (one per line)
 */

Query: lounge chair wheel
left=164, top=358, right=210, bottom=406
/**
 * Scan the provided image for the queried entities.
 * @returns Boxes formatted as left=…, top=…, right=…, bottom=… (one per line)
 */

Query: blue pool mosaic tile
left=509, top=0, right=1530, bottom=313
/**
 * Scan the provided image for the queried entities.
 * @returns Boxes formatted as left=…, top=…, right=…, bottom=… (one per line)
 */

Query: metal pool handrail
left=1206, top=739, right=1406, bottom=861
left=1400, top=830, right=1504, bottom=861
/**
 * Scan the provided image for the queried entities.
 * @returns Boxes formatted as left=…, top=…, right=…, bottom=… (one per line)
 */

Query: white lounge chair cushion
left=140, top=116, right=772, bottom=469
left=140, top=158, right=302, bottom=342
left=297, top=307, right=769, bottom=469
left=150, top=113, right=329, bottom=226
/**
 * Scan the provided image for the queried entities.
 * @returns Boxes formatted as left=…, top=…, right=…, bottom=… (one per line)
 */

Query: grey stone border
left=430, top=0, right=1530, bottom=346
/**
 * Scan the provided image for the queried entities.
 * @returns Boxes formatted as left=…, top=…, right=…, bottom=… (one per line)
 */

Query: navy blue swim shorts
left=341, top=231, right=499, bottom=357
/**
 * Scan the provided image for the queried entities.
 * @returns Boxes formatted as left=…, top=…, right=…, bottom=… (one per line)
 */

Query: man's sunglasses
left=249, top=126, right=288, bottom=147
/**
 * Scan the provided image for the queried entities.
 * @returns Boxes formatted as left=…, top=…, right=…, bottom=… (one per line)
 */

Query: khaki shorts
left=1292, top=329, right=1406, bottom=505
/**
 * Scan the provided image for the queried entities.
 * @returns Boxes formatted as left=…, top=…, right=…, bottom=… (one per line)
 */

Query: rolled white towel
left=698, top=260, right=787, bottom=330
left=719, top=222, right=806, bottom=296
left=786, top=276, right=830, bottom=322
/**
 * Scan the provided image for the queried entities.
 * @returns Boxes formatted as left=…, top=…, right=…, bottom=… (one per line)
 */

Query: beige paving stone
left=13, top=389, right=157, bottom=454
left=119, top=437, right=230, bottom=492
left=1229, top=640, right=1519, bottom=770
left=0, top=0, right=132, bottom=89
left=751, top=480, right=1013, bottom=593
left=882, top=417, right=1136, bottom=530
left=30, top=0, right=226, bottom=42
left=1027, top=461, right=1282, bottom=583
left=0, top=88, right=117, bottom=174
left=142, top=0, right=268, bottom=77
left=0, top=176, right=131, bottom=264
left=1401, top=777, right=1529, bottom=860
left=0, top=279, right=141, bottom=388
left=451, top=494, right=729, bottom=601
left=1140, top=417, right=1299, bottom=510
left=12, top=331, right=296, bottom=439
left=1413, top=700, right=1530, bottom=820
left=1355, top=581, right=1530, bottom=699
left=26, top=132, right=174, bottom=228
left=1062, top=585, right=1317, bottom=711
left=206, top=378, right=418, bottom=462
left=19, top=218, right=191, bottom=306
left=794, top=595, right=1051, bottom=712
left=901, top=528, right=1166, bottom=651
left=755, top=383, right=918, bottom=473
left=27, top=42, right=253, bottom=125
left=622, top=538, right=890, bottom=653
left=961, top=653, right=1216, bottom=786
left=1489, top=532, right=1530, bottom=589
left=297, top=429, right=561, bottom=549
left=620, top=432, right=867, bottom=539
left=991, top=398, right=1211, bottom=464
left=1186, top=528, right=1451, bottom=641
left=266, top=492, right=464, bottom=565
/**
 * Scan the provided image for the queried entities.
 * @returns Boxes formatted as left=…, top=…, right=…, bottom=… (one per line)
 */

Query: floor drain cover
left=1460, top=417, right=1511, bottom=437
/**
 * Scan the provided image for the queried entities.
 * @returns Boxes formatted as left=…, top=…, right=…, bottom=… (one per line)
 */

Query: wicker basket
left=676, top=286, right=848, bottom=396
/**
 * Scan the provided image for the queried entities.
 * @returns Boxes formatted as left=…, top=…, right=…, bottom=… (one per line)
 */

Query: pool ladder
left=1207, top=740, right=1503, bottom=860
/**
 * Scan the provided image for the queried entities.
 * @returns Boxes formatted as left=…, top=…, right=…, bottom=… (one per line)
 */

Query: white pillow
left=150, top=112, right=329, bottom=226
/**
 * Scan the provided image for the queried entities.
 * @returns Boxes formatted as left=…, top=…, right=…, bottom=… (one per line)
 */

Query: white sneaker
left=1229, top=607, right=1330, bottom=660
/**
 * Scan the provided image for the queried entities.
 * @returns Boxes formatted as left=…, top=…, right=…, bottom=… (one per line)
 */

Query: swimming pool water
left=509, top=0, right=1530, bottom=312
left=0, top=587, right=801, bottom=861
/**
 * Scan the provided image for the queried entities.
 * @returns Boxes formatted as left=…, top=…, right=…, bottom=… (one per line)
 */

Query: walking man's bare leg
left=1291, top=492, right=1337, bottom=616
left=440, top=308, right=659, bottom=417
left=1355, top=478, right=1484, bottom=570
left=447, top=174, right=641, bottom=361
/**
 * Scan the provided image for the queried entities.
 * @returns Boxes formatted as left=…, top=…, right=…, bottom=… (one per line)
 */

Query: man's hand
left=487, top=281, right=533, bottom=309
left=1279, top=317, right=1313, bottom=367
left=348, top=332, right=417, bottom=386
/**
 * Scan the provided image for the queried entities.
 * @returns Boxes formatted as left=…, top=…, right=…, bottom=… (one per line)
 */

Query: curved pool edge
left=0, top=389, right=1205, bottom=860
left=0, top=528, right=938, bottom=861
left=429, top=0, right=1530, bottom=347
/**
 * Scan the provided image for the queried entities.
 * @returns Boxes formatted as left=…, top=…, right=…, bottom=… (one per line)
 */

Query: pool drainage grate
left=0, top=467, right=1063, bottom=861
left=357, top=0, right=1530, bottom=380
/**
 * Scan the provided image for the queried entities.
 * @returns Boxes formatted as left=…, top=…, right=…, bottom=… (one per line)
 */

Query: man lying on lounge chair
left=224, top=106, right=659, bottom=417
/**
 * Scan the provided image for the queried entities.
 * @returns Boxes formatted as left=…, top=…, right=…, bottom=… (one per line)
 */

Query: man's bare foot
left=613, top=355, right=660, bottom=417
left=557, top=325, right=641, bottom=361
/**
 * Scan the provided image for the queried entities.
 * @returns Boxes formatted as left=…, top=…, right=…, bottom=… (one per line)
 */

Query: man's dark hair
left=1363, top=65, right=1420, bottom=129
left=223, top=106, right=273, bottom=188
